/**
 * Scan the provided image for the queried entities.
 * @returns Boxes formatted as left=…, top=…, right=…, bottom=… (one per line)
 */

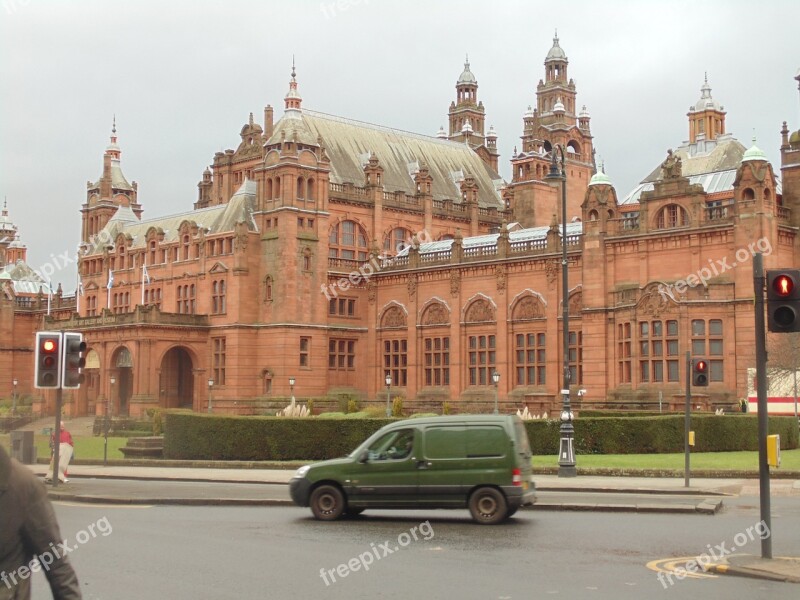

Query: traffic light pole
left=684, top=351, right=691, bottom=488
left=52, top=387, right=62, bottom=489
left=753, top=253, right=772, bottom=559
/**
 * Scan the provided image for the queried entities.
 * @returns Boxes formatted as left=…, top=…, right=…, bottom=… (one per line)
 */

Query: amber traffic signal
left=767, top=269, right=800, bottom=333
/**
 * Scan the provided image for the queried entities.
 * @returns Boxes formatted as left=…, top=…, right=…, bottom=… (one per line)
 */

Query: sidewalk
left=704, top=555, right=800, bottom=584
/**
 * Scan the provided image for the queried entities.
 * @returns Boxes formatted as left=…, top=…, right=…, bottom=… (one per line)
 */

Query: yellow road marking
left=646, top=556, right=718, bottom=579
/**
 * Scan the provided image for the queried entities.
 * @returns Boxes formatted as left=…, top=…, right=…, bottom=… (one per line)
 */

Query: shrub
left=442, top=402, right=452, bottom=415
left=391, top=397, right=403, bottom=417
left=347, top=398, right=360, bottom=414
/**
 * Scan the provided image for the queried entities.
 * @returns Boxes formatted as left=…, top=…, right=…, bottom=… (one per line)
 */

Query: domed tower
left=508, top=34, right=595, bottom=228
left=81, top=119, right=142, bottom=243
left=448, top=56, right=486, bottom=147
left=687, top=74, right=726, bottom=144
left=0, top=199, right=26, bottom=266
left=780, top=69, right=800, bottom=227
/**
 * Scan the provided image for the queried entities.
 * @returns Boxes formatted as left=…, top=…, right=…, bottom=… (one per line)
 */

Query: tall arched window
left=383, top=227, right=413, bottom=255
left=656, top=204, right=689, bottom=229
left=267, top=178, right=273, bottom=199
left=182, top=235, right=190, bottom=260
left=297, top=177, right=304, bottom=199
left=306, top=178, right=315, bottom=201
left=329, top=220, right=368, bottom=264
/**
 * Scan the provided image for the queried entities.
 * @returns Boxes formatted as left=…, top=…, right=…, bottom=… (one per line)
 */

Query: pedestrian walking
left=45, top=423, right=74, bottom=483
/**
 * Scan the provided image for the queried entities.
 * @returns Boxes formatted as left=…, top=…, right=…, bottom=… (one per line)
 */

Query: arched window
left=383, top=227, right=413, bottom=255
left=329, top=220, right=368, bottom=264
left=656, top=204, right=689, bottom=229
left=267, top=178, right=273, bottom=199
left=297, top=177, right=304, bottom=199
left=182, top=235, right=190, bottom=261
left=306, top=178, right=315, bottom=201
left=742, top=188, right=756, bottom=201
left=149, top=241, right=156, bottom=265
left=275, top=176, right=281, bottom=198
left=588, top=210, right=599, bottom=221
left=303, top=248, right=312, bottom=271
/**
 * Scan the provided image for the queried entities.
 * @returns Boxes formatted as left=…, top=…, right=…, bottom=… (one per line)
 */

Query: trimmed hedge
left=164, top=412, right=800, bottom=461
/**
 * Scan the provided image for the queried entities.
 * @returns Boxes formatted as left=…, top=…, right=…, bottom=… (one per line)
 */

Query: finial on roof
left=291, top=55, right=296, bottom=79
left=465, top=53, right=469, bottom=67
left=704, top=71, right=708, bottom=84
left=249, top=112, right=254, bottom=126
left=2, top=196, right=7, bottom=215
left=112, top=114, right=116, bottom=135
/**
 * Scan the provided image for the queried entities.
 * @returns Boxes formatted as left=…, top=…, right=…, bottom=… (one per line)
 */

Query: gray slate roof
left=85, top=180, right=258, bottom=255
left=267, top=109, right=504, bottom=209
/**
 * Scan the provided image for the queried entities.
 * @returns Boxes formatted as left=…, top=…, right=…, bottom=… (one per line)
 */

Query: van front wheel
left=310, top=485, right=345, bottom=521
left=469, top=487, right=508, bottom=524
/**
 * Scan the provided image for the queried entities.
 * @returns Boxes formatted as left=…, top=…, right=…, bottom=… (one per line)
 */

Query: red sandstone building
left=6, top=37, right=800, bottom=417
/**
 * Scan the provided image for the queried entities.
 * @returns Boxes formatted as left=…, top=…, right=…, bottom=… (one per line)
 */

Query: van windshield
left=514, top=421, right=532, bottom=456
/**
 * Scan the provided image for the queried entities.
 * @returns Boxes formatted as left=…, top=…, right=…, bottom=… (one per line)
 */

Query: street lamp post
left=545, top=144, right=577, bottom=477
left=106, top=376, right=116, bottom=467
left=492, top=370, right=500, bottom=414
left=385, top=373, right=392, bottom=417
left=289, top=376, right=295, bottom=400
left=12, top=378, right=18, bottom=418
left=207, top=379, right=214, bottom=413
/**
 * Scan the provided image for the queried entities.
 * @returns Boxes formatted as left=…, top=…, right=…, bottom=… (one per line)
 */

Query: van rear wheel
left=469, top=487, right=508, bottom=524
left=310, top=485, right=345, bottom=521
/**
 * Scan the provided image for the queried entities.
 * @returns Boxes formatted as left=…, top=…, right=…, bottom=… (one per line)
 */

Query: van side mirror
left=358, top=450, right=369, bottom=464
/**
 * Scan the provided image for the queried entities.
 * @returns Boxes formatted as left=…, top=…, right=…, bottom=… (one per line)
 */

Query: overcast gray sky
left=1, top=0, right=798, bottom=292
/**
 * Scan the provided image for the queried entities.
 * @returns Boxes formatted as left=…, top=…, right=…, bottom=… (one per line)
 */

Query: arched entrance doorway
left=111, top=347, right=134, bottom=416
left=160, top=347, right=194, bottom=409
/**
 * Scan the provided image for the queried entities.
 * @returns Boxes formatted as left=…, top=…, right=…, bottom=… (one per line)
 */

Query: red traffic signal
left=767, top=270, right=800, bottom=333
left=35, top=332, right=62, bottom=389
left=692, top=358, right=709, bottom=387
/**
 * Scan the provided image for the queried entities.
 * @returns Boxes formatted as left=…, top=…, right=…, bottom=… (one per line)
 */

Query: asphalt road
left=28, top=496, right=800, bottom=599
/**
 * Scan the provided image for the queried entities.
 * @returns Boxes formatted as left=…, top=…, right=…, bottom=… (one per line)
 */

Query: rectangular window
left=383, top=339, right=408, bottom=386
left=514, top=332, right=546, bottom=386
left=468, top=334, right=495, bottom=386
left=212, top=337, right=226, bottom=385
left=618, top=322, right=632, bottom=384
left=328, top=338, right=356, bottom=371
left=300, top=337, right=310, bottom=367
left=424, top=337, right=450, bottom=386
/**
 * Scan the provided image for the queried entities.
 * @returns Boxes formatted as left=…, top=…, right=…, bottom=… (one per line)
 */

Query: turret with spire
left=687, top=73, right=726, bottom=144
left=448, top=55, right=485, bottom=145
left=284, top=57, right=303, bottom=117
left=81, top=118, right=142, bottom=243
left=0, top=198, right=27, bottom=266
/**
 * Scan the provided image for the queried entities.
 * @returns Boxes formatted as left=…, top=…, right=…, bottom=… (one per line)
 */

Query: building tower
left=687, top=74, right=726, bottom=145
left=0, top=199, right=27, bottom=266
left=448, top=56, right=485, bottom=147
left=81, top=119, right=141, bottom=243
left=780, top=69, right=800, bottom=228
left=507, top=33, right=595, bottom=227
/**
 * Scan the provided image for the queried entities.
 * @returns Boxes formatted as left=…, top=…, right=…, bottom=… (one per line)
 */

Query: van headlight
left=294, top=465, right=311, bottom=479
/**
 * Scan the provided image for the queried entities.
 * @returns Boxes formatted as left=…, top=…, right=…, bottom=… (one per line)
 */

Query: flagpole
left=76, top=266, right=81, bottom=314
left=141, top=258, right=145, bottom=305
left=46, top=278, right=51, bottom=316
left=107, top=270, right=112, bottom=310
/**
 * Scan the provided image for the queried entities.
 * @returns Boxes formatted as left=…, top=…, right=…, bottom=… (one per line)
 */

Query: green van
left=289, top=415, right=535, bottom=524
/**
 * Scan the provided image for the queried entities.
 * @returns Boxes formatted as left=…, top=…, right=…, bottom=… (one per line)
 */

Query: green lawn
left=533, top=448, right=800, bottom=471
left=0, top=434, right=129, bottom=461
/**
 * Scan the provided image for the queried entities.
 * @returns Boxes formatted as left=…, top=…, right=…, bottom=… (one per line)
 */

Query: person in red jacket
left=44, top=424, right=74, bottom=484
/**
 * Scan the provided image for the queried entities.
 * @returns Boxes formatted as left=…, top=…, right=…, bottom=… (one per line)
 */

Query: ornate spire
left=284, top=57, right=303, bottom=114
left=107, top=116, right=121, bottom=160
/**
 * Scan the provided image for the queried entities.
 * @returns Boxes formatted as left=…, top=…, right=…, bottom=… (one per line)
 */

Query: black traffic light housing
left=692, top=358, right=709, bottom=387
left=61, top=332, right=86, bottom=389
left=35, top=332, right=62, bottom=389
left=767, top=269, right=800, bottom=333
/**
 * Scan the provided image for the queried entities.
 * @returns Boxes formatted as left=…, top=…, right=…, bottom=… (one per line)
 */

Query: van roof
left=391, top=415, right=519, bottom=427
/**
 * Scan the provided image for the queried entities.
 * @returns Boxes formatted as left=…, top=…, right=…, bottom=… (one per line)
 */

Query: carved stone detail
left=465, top=299, right=495, bottom=323
left=367, top=279, right=377, bottom=304
left=382, top=306, right=407, bottom=329
left=450, top=270, right=461, bottom=297
left=407, top=274, right=417, bottom=298
left=421, top=302, right=449, bottom=326
left=545, top=259, right=558, bottom=287
left=568, top=291, right=583, bottom=315
left=496, top=265, right=506, bottom=294
left=512, top=296, right=544, bottom=321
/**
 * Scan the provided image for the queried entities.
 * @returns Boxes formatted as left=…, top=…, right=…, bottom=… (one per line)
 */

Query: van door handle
left=417, top=460, right=432, bottom=469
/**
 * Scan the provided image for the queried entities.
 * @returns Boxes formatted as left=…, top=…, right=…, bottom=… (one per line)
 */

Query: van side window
left=466, top=426, right=507, bottom=458
left=424, top=426, right=466, bottom=459
left=367, top=429, right=414, bottom=461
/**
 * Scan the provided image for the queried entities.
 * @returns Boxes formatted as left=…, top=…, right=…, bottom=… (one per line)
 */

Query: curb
left=704, top=563, right=800, bottom=583
left=45, top=491, right=721, bottom=514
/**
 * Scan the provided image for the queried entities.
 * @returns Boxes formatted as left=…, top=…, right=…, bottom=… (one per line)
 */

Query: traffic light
left=767, top=269, right=800, bottom=333
left=61, top=332, right=86, bottom=389
left=35, top=332, right=62, bottom=389
left=692, top=358, right=709, bottom=387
